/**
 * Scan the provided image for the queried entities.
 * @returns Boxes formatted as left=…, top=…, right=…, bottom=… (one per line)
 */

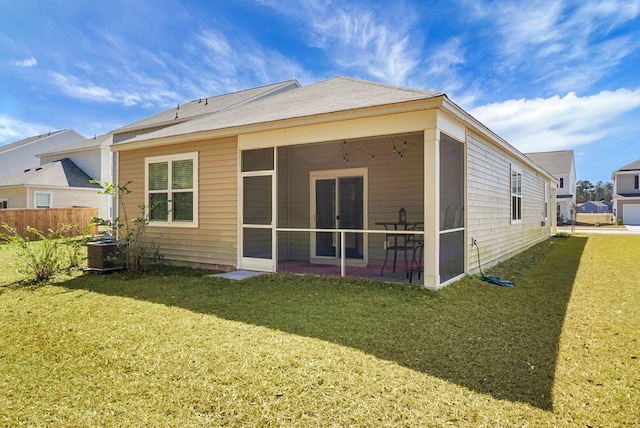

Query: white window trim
left=144, top=152, right=198, bottom=228
left=511, top=165, right=523, bottom=224
left=0, top=197, right=7, bottom=209
left=34, top=192, right=52, bottom=209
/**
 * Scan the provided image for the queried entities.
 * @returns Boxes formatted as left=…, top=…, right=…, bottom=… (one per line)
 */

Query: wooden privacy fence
left=0, top=207, right=98, bottom=239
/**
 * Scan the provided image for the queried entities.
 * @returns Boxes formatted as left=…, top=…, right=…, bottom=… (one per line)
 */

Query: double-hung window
left=35, top=192, right=51, bottom=208
left=511, top=166, right=522, bottom=222
left=145, top=152, right=198, bottom=227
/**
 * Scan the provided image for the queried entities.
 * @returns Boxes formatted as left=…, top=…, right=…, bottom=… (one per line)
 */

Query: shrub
left=62, top=232, right=93, bottom=270
left=91, top=181, right=162, bottom=274
left=554, top=232, right=571, bottom=238
left=0, top=222, right=73, bottom=282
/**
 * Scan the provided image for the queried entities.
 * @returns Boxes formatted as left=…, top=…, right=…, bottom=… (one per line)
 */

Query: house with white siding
left=612, top=159, right=640, bottom=225
left=35, top=133, right=114, bottom=220
left=0, top=134, right=115, bottom=221
left=525, top=150, right=576, bottom=224
left=0, top=129, right=86, bottom=177
left=111, top=77, right=557, bottom=289
left=0, top=158, right=103, bottom=210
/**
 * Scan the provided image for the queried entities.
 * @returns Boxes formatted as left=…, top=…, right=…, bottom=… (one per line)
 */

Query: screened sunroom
left=239, top=130, right=466, bottom=289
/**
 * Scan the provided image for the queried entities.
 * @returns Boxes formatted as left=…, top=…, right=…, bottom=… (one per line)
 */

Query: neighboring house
left=577, top=200, right=612, bottom=214
left=111, top=76, right=557, bottom=289
left=0, top=129, right=86, bottom=176
left=611, top=159, right=640, bottom=225
left=526, top=150, right=576, bottom=224
left=37, top=133, right=114, bottom=221
left=0, top=158, right=102, bottom=209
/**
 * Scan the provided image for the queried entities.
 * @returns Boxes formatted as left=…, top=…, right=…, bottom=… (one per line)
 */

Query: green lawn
left=1, top=234, right=638, bottom=426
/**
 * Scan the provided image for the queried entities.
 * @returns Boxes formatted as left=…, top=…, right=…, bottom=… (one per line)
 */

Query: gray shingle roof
left=112, top=80, right=301, bottom=134
left=37, top=133, right=112, bottom=157
left=616, top=158, right=640, bottom=171
left=114, top=77, right=442, bottom=145
left=0, top=158, right=101, bottom=188
left=0, top=129, right=82, bottom=154
left=525, top=150, right=574, bottom=175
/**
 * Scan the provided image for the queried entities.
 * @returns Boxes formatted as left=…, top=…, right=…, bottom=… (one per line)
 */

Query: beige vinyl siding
left=277, top=135, right=423, bottom=265
left=616, top=172, right=640, bottom=194
left=0, top=187, right=27, bottom=208
left=467, top=132, right=551, bottom=272
left=118, top=136, right=238, bottom=269
left=29, top=187, right=102, bottom=209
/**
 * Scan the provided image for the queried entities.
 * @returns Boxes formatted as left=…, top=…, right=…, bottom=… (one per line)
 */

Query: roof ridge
left=183, top=79, right=300, bottom=106
left=331, top=75, right=441, bottom=96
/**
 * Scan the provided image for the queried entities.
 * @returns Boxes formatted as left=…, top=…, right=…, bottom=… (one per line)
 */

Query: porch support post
left=423, top=128, right=440, bottom=289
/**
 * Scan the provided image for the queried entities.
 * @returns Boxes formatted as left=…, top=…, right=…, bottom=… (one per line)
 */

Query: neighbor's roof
left=579, top=201, right=610, bottom=207
left=36, top=133, right=113, bottom=158
left=113, top=80, right=301, bottom=134
left=113, top=77, right=443, bottom=145
left=525, top=150, right=575, bottom=175
left=0, top=158, right=101, bottom=188
left=615, top=158, right=640, bottom=172
left=0, top=129, right=85, bottom=154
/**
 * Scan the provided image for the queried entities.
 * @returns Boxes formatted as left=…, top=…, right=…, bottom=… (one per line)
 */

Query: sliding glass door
left=311, top=168, right=367, bottom=264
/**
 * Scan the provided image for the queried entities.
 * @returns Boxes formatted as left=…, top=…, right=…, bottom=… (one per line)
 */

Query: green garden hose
left=473, top=239, right=513, bottom=287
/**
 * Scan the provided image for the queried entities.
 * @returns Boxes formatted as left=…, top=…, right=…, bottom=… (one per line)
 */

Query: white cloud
left=191, top=29, right=309, bottom=92
left=474, top=0, right=640, bottom=92
left=306, top=4, right=421, bottom=85
left=49, top=69, right=181, bottom=107
left=470, top=88, right=640, bottom=152
left=0, top=116, right=49, bottom=146
left=50, top=73, right=117, bottom=103
left=56, top=27, right=307, bottom=110
left=9, top=56, right=37, bottom=67
left=250, top=0, right=422, bottom=86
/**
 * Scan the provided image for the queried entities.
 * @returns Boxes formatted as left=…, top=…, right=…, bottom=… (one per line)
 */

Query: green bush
left=0, top=222, right=78, bottom=282
left=91, top=180, right=162, bottom=274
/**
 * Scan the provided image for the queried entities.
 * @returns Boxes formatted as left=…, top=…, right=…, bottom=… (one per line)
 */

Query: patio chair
left=409, top=223, right=424, bottom=283
left=381, top=222, right=423, bottom=278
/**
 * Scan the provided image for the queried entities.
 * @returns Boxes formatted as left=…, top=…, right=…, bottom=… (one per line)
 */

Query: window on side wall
left=145, top=152, right=198, bottom=227
left=635, top=175, right=639, bottom=190
left=544, top=183, right=549, bottom=222
left=0, top=198, right=7, bottom=209
left=559, top=177, right=564, bottom=188
left=35, top=192, right=51, bottom=208
left=511, top=166, right=522, bottom=222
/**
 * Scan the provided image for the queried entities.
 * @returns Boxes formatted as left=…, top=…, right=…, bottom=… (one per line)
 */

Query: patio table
left=376, top=221, right=418, bottom=277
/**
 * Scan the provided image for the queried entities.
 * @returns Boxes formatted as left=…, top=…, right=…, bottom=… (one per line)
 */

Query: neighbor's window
left=0, top=198, right=7, bottom=209
left=35, top=192, right=51, bottom=208
left=511, top=166, right=522, bottom=222
left=635, top=175, right=639, bottom=190
left=559, top=177, right=564, bottom=188
left=145, top=152, right=198, bottom=226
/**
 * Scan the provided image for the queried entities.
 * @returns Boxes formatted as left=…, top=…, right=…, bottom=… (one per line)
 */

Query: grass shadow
left=61, top=236, right=587, bottom=410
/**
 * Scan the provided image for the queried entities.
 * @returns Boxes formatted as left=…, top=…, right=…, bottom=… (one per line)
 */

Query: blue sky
left=1, top=0, right=639, bottom=184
